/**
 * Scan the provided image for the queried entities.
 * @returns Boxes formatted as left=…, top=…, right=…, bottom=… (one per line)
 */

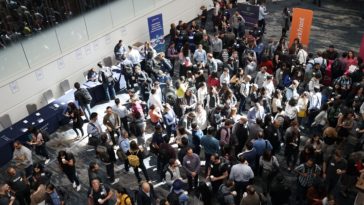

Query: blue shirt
left=49, top=191, right=61, bottom=205
left=193, top=49, right=207, bottom=64
left=118, top=137, right=130, bottom=153
left=252, top=138, right=272, bottom=156
left=238, top=148, right=257, bottom=169
left=200, top=135, right=220, bottom=155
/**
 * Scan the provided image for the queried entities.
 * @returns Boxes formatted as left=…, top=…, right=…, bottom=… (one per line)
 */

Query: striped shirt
left=294, top=163, right=321, bottom=187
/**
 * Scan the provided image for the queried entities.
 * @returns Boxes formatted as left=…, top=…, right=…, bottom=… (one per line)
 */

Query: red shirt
left=260, top=60, right=274, bottom=74
left=207, top=76, right=220, bottom=87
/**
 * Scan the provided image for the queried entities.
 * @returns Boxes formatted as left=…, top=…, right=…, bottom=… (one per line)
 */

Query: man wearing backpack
left=96, top=133, right=119, bottom=185
left=74, top=82, right=92, bottom=120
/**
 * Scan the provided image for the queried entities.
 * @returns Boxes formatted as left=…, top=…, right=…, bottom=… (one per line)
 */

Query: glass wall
left=0, top=0, right=172, bottom=82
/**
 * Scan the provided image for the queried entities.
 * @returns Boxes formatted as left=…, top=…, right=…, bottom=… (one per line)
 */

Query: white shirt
left=112, top=104, right=128, bottom=118
left=127, top=48, right=142, bottom=64
left=309, top=92, right=322, bottom=110
left=220, top=72, right=230, bottom=85
left=285, top=103, right=299, bottom=120
left=255, top=71, right=268, bottom=88
left=297, top=49, right=308, bottom=65
left=149, top=94, right=163, bottom=110
left=258, top=5, right=268, bottom=20
left=197, top=86, right=208, bottom=105
left=263, top=80, right=275, bottom=98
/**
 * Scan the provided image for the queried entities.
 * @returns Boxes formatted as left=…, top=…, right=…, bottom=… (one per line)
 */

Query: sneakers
left=44, top=158, right=50, bottom=165
left=76, top=184, right=81, bottom=192
left=111, top=178, right=120, bottom=185
left=73, top=182, right=77, bottom=188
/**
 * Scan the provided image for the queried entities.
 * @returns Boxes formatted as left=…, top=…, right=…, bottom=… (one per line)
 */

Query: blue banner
left=238, top=4, right=260, bottom=28
left=147, top=14, right=165, bottom=53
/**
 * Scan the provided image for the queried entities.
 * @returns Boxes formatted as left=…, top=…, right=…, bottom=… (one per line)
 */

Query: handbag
left=298, top=109, right=307, bottom=118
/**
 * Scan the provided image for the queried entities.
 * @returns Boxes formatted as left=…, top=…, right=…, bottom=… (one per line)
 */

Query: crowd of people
left=0, top=0, right=114, bottom=48
left=1, top=0, right=364, bottom=205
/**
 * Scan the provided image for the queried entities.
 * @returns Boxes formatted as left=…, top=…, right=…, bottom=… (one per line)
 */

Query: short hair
left=106, top=106, right=112, bottom=110
left=115, top=98, right=120, bottom=105
left=169, top=158, right=176, bottom=166
left=90, top=112, right=98, bottom=120
left=74, top=82, right=81, bottom=89
left=191, top=122, right=198, bottom=129
left=207, top=127, right=216, bottom=135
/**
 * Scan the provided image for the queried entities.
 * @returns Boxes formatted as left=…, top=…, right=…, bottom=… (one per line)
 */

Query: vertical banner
left=148, top=14, right=165, bottom=52
left=289, top=8, right=313, bottom=48
left=237, top=4, right=259, bottom=28
left=359, top=34, right=364, bottom=60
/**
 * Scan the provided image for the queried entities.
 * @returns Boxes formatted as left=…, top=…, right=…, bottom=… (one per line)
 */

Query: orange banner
left=289, top=8, right=314, bottom=48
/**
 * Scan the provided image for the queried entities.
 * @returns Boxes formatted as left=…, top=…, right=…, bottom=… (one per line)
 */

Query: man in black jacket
left=137, top=182, right=157, bottom=205
left=97, top=133, right=119, bottom=185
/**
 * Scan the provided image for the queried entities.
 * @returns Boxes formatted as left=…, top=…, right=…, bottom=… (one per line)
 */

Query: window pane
left=22, top=30, right=61, bottom=67
left=110, top=0, right=135, bottom=26
left=84, top=5, right=113, bottom=38
left=133, top=0, right=155, bottom=16
left=0, top=45, right=29, bottom=82
left=55, top=16, right=89, bottom=52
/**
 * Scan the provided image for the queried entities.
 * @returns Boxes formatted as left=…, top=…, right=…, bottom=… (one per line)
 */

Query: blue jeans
left=103, top=82, right=116, bottom=101
left=80, top=103, right=91, bottom=120
left=238, top=95, right=247, bottom=114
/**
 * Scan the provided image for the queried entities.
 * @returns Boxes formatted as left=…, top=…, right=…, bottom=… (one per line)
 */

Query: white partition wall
left=0, top=0, right=213, bottom=122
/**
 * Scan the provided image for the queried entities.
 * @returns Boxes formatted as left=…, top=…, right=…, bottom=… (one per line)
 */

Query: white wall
left=0, top=0, right=213, bottom=125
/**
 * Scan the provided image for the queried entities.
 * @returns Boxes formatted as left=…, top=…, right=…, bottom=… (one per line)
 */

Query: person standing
left=118, top=129, right=131, bottom=173
left=57, top=150, right=81, bottom=191
left=12, top=140, right=33, bottom=178
left=6, top=167, right=30, bottom=205
left=201, top=127, right=220, bottom=174
left=28, top=127, right=51, bottom=165
left=126, top=141, right=150, bottom=183
left=98, top=63, right=116, bottom=101
left=74, top=82, right=92, bottom=120
left=97, top=133, right=119, bottom=185
left=229, top=156, right=254, bottom=203
left=294, top=158, right=321, bottom=205
left=103, top=106, right=121, bottom=146
left=323, top=150, right=347, bottom=193
left=258, top=1, right=268, bottom=33
left=87, top=178, right=113, bottom=205
left=136, top=182, right=157, bottom=205
left=112, top=98, right=129, bottom=134
left=183, top=147, right=201, bottom=191
left=206, top=154, right=229, bottom=194
left=0, top=182, right=17, bottom=205
left=65, top=102, right=84, bottom=138
left=87, top=112, right=102, bottom=147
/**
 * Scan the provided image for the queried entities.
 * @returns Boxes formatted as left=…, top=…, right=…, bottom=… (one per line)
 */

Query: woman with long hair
left=65, top=102, right=84, bottom=137
left=57, top=150, right=81, bottom=191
